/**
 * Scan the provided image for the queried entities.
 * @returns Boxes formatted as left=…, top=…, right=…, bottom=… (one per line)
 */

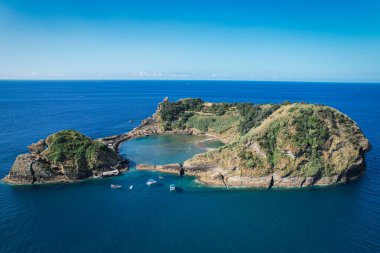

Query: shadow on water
left=173, top=186, right=185, bottom=193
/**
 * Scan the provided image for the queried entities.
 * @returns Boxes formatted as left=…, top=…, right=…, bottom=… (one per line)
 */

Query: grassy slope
left=42, top=130, right=120, bottom=178
left=159, top=98, right=279, bottom=142
left=159, top=99, right=369, bottom=178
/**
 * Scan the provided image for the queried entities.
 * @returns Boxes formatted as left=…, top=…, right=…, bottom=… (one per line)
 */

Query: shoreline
left=3, top=99, right=370, bottom=188
left=2, top=162, right=362, bottom=190
left=134, top=159, right=365, bottom=189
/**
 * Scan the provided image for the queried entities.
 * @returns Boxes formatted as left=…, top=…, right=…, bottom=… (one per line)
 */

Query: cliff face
left=156, top=99, right=370, bottom=188
left=3, top=98, right=370, bottom=188
left=3, top=130, right=127, bottom=184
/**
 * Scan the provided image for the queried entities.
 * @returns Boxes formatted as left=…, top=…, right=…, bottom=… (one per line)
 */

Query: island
left=3, top=130, right=128, bottom=184
left=3, top=98, right=370, bottom=188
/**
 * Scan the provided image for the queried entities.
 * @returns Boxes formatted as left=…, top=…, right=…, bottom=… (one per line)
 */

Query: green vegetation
left=292, top=107, right=329, bottom=153
left=159, top=99, right=240, bottom=136
left=202, top=103, right=237, bottom=116
left=258, top=120, right=284, bottom=167
left=185, top=115, right=214, bottom=132
left=184, top=114, right=239, bottom=134
left=253, top=105, right=331, bottom=175
left=301, top=157, right=323, bottom=177
left=185, top=102, right=369, bottom=179
left=45, top=130, right=91, bottom=164
left=159, top=99, right=280, bottom=139
left=238, top=150, right=265, bottom=169
left=43, top=130, right=120, bottom=177
left=237, top=103, right=280, bottom=134
left=159, top=98, right=204, bottom=122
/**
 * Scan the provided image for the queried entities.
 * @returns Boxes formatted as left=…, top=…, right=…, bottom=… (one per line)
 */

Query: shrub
left=185, top=115, right=214, bottom=132
left=293, top=108, right=329, bottom=155
left=202, top=103, right=236, bottom=116
left=301, top=157, right=323, bottom=177
left=159, top=99, right=204, bottom=122
left=238, top=104, right=280, bottom=134
left=45, top=130, right=119, bottom=172
left=239, top=150, right=265, bottom=169
left=259, top=120, right=282, bottom=167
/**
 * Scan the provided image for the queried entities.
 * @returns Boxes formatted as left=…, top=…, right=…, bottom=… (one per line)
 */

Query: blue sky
left=0, top=0, right=379, bottom=81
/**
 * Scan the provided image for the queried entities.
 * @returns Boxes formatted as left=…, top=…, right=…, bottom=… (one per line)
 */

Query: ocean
left=0, top=80, right=379, bottom=252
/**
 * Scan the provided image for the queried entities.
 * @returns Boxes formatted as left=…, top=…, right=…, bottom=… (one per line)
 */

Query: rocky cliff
left=3, top=98, right=370, bottom=188
left=3, top=130, right=127, bottom=184
left=153, top=98, right=370, bottom=188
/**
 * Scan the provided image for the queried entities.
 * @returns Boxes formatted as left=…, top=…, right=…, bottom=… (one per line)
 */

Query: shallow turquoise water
left=119, top=134, right=222, bottom=165
left=0, top=81, right=380, bottom=252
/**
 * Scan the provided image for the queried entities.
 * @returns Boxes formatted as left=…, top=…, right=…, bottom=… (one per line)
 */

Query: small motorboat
left=129, top=185, right=133, bottom=190
left=169, top=184, right=176, bottom=191
left=146, top=179, right=157, bottom=186
left=158, top=176, right=164, bottom=180
left=111, top=184, right=122, bottom=189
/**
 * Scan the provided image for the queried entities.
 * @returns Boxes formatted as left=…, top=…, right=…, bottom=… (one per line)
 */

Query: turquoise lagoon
left=119, top=134, right=224, bottom=165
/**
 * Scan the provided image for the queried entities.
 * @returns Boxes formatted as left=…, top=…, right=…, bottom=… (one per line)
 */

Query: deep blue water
left=0, top=81, right=380, bottom=253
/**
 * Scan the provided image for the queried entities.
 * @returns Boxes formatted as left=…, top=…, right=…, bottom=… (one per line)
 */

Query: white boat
left=111, top=184, right=122, bottom=189
left=129, top=185, right=133, bottom=190
left=159, top=176, right=164, bottom=180
left=169, top=184, right=176, bottom=191
left=146, top=179, right=157, bottom=186
left=103, top=169, right=119, bottom=177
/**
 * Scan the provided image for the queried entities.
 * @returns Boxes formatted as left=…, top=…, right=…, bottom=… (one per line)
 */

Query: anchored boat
left=169, top=184, right=176, bottom=191
left=111, top=184, right=122, bottom=189
left=146, top=179, right=157, bottom=186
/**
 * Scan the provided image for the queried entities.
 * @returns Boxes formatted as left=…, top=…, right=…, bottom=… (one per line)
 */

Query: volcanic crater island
left=3, top=98, right=370, bottom=188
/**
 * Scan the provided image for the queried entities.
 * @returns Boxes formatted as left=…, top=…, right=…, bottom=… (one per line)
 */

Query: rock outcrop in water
left=3, top=130, right=128, bottom=184
left=134, top=98, right=370, bottom=188
left=3, top=98, right=370, bottom=188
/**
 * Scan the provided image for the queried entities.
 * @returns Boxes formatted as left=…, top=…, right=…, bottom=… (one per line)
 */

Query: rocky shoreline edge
left=2, top=98, right=370, bottom=188
left=135, top=158, right=366, bottom=189
left=96, top=99, right=370, bottom=189
left=2, top=131, right=129, bottom=185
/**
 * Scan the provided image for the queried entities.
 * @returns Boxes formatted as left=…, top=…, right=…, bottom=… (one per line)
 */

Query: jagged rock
left=225, top=175, right=273, bottom=188
left=113, top=160, right=129, bottom=171
left=3, top=130, right=126, bottom=184
left=302, top=177, right=315, bottom=187
left=272, top=174, right=305, bottom=188
left=136, top=164, right=155, bottom=171
left=159, top=163, right=182, bottom=172
left=195, top=170, right=226, bottom=186
left=180, top=101, right=369, bottom=188
left=3, top=98, right=370, bottom=188
left=4, top=154, right=36, bottom=184
left=136, top=163, right=182, bottom=174
left=27, top=139, right=46, bottom=154
left=182, top=160, right=215, bottom=172
left=314, top=176, right=340, bottom=186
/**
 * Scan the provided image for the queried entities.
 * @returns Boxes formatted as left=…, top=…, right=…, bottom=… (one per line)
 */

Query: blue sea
left=0, top=81, right=380, bottom=253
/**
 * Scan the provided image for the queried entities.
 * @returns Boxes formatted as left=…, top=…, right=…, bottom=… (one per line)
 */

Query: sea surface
left=0, top=81, right=379, bottom=253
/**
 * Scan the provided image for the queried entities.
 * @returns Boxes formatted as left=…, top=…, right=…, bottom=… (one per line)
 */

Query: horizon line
left=0, top=79, right=380, bottom=84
